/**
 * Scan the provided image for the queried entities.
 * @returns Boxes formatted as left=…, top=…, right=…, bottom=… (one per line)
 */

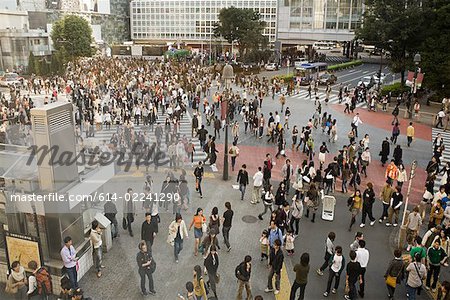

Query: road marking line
left=275, top=262, right=291, bottom=300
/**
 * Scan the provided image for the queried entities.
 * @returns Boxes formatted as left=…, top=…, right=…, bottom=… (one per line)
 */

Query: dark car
left=318, top=73, right=337, bottom=85
left=242, top=63, right=261, bottom=75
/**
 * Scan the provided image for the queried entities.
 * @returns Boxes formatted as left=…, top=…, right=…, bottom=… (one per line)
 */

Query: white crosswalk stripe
left=83, top=110, right=207, bottom=166
left=431, top=127, right=450, bottom=191
left=288, top=90, right=367, bottom=108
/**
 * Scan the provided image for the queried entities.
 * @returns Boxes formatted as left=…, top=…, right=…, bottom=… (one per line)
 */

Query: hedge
left=380, top=82, right=410, bottom=97
left=327, top=60, right=363, bottom=71
left=272, top=74, right=295, bottom=83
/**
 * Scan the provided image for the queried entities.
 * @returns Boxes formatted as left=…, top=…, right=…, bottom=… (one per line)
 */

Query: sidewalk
left=330, top=103, right=432, bottom=141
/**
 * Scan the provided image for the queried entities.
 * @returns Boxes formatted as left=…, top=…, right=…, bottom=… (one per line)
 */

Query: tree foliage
left=214, top=7, right=268, bottom=56
left=51, top=15, right=94, bottom=63
left=357, top=0, right=425, bottom=86
left=357, top=0, right=450, bottom=96
left=419, top=0, right=450, bottom=96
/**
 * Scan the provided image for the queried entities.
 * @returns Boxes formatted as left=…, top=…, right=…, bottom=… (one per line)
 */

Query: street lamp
left=410, top=53, right=421, bottom=116
left=222, top=63, right=234, bottom=180
left=398, top=160, right=417, bottom=249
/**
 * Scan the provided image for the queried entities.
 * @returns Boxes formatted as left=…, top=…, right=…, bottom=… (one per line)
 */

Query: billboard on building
left=80, top=0, right=110, bottom=14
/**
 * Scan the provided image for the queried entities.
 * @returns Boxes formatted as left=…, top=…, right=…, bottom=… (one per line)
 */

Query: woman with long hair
left=189, top=208, right=206, bottom=256
left=347, top=190, right=362, bottom=231
left=193, top=265, right=208, bottom=300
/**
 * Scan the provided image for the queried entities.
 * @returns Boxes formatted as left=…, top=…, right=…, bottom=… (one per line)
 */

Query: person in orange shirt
left=385, top=160, right=399, bottom=185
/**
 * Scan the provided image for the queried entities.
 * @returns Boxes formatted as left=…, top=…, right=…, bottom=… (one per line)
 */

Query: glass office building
left=130, top=0, right=278, bottom=45
left=278, top=0, right=364, bottom=45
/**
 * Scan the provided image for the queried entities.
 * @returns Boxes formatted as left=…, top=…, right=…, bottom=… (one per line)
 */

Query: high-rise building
left=277, top=0, right=364, bottom=45
left=130, top=0, right=277, bottom=46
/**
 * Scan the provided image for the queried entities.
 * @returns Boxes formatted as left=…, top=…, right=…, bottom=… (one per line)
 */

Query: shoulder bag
left=385, top=263, right=402, bottom=288
left=413, top=262, right=423, bottom=295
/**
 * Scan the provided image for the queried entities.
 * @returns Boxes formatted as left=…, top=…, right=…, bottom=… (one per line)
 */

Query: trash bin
left=322, top=195, right=336, bottom=221
left=94, top=213, right=112, bottom=252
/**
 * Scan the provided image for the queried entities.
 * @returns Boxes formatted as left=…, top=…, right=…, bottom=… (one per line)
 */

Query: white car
left=0, top=72, right=22, bottom=87
left=358, top=76, right=374, bottom=88
left=265, top=63, right=278, bottom=71
left=372, top=72, right=387, bottom=84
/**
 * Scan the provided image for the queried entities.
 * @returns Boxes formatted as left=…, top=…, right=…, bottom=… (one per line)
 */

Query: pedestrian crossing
left=82, top=110, right=207, bottom=166
left=432, top=127, right=450, bottom=191
left=287, top=90, right=367, bottom=108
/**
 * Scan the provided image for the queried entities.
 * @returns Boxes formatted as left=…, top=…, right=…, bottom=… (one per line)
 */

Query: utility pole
left=398, top=160, right=417, bottom=249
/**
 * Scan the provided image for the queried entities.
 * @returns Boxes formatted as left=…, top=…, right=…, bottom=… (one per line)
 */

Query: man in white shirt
left=356, top=240, right=370, bottom=298
left=323, top=246, right=345, bottom=296
left=274, top=111, right=281, bottom=125
left=252, top=167, right=264, bottom=204
left=352, top=113, right=363, bottom=137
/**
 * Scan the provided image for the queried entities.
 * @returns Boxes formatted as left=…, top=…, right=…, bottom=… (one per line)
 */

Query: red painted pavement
left=330, top=104, right=432, bottom=141
left=214, top=144, right=427, bottom=207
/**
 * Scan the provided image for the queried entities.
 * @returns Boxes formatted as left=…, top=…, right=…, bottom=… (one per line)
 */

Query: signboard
left=131, top=45, right=143, bottom=57
left=5, top=232, right=42, bottom=272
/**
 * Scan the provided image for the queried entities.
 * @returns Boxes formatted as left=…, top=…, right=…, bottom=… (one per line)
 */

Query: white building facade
left=130, top=0, right=278, bottom=45
left=277, top=0, right=364, bottom=45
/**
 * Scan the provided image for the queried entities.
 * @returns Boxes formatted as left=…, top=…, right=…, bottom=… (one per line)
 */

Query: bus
left=294, top=62, right=328, bottom=86
left=313, top=41, right=336, bottom=50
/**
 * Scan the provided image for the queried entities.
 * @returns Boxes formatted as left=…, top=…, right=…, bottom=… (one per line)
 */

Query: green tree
left=357, top=0, right=425, bottom=86
left=51, top=15, right=94, bottom=63
left=419, top=0, right=450, bottom=97
left=214, top=7, right=267, bottom=56
left=27, top=52, right=36, bottom=75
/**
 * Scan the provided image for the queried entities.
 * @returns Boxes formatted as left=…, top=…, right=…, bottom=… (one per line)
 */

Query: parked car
left=318, top=73, right=337, bottom=85
left=0, top=72, right=22, bottom=87
left=265, top=63, right=279, bottom=71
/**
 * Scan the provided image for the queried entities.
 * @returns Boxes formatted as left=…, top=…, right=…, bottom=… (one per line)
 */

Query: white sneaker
left=385, top=223, right=391, bottom=227
left=274, top=290, right=280, bottom=295
left=393, top=223, right=398, bottom=227
left=324, top=292, right=329, bottom=297
left=264, top=288, right=273, bottom=293
left=332, top=288, right=337, bottom=294
left=316, top=269, right=324, bottom=276
left=370, top=221, right=376, bottom=226
left=360, top=223, right=365, bottom=228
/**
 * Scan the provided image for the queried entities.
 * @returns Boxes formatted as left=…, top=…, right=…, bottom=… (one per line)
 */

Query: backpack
left=36, top=267, right=53, bottom=295
left=425, top=230, right=438, bottom=249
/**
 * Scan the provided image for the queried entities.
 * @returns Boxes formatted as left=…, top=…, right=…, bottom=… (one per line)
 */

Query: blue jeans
left=239, top=184, right=247, bottom=200
left=174, top=238, right=183, bottom=260
left=406, top=284, right=418, bottom=300
left=66, top=266, right=78, bottom=289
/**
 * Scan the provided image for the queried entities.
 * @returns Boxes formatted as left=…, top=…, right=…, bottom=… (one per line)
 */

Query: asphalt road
left=260, top=63, right=397, bottom=91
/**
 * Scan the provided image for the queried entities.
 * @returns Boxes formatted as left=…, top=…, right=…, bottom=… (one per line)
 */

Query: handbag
left=5, top=275, right=18, bottom=294
left=302, top=175, right=310, bottom=183
left=201, top=221, right=208, bottom=233
left=385, top=274, right=397, bottom=288
left=122, top=217, right=127, bottom=230
left=215, top=273, right=220, bottom=284
left=423, top=190, right=433, bottom=200
left=344, top=282, right=349, bottom=294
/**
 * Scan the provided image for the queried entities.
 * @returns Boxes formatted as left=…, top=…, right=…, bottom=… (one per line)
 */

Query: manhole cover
left=242, top=215, right=258, bottom=223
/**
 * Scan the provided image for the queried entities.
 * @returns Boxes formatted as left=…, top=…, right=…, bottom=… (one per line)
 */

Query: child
left=285, top=229, right=295, bottom=255
left=260, top=229, right=269, bottom=261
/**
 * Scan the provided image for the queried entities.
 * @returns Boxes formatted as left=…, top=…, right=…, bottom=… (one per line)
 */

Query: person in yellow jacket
left=193, top=265, right=208, bottom=299
left=407, top=122, right=415, bottom=147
